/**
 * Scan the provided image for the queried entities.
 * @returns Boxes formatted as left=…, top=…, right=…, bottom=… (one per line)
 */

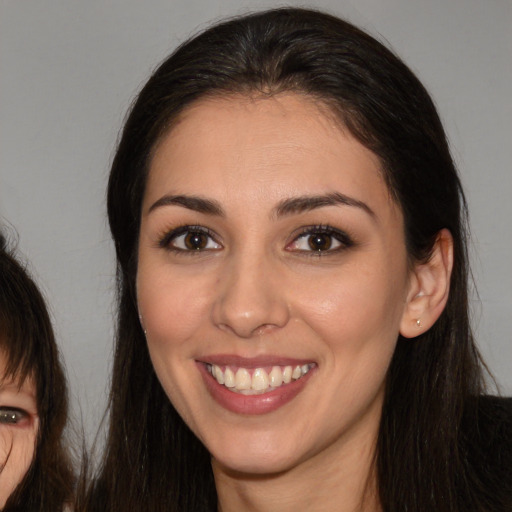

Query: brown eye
left=307, top=233, right=333, bottom=251
left=287, top=226, right=354, bottom=255
left=162, top=227, right=222, bottom=252
left=184, top=232, right=208, bottom=250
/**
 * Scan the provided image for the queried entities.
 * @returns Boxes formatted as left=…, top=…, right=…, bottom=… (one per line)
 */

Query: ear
left=400, top=229, right=454, bottom=338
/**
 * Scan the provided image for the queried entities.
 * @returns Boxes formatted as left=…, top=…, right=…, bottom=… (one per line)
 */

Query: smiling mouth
left=205, top=363, right=315, bottom=395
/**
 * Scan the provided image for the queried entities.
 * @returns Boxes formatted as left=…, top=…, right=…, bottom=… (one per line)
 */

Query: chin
left=209, top=434, right=303, bottom=476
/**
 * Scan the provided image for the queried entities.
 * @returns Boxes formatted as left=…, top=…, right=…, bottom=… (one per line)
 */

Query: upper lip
left=198, top=354, right=315, bottom=368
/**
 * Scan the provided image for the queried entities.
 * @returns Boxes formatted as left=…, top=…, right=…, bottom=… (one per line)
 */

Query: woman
left=0, top=235, right=74, bottom=510
left=82, top=8, right=511, bottom=512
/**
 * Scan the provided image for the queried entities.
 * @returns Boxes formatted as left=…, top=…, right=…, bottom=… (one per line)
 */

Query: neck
left=212, top=423, right=381, bottom=512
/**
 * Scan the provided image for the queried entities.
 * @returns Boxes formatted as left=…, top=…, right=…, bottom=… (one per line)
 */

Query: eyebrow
left=148, top=194, right=225, bottom=216
left=274, top=192, right=375, bottom=219
left=147, top=191, right=375, bottom=219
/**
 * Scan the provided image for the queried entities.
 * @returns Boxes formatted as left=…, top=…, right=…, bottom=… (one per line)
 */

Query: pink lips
left=196, top=355, right=316, bottom=415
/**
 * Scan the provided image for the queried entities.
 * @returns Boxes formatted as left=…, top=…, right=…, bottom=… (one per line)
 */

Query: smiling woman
left=137, top=94, right=422, bottom=480
left=78, top=7, right=511, bottom=512
left=0, top=236, right=73, bottom=511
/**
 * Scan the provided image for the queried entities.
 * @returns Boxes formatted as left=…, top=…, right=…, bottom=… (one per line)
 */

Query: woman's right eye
left=159, top=227, right=221, bottom=252
left=0, top=407, right=28, bottom=425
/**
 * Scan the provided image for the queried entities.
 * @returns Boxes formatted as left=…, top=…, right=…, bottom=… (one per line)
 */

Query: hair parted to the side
left=0, top=233, right=74, bottom=511
left=81, top=8, right=496, bottom=511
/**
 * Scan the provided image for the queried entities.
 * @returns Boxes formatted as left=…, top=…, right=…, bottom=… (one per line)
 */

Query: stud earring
left=138, top=314, right=147, bottom=336
left=416, top=319, right=421, bottom=327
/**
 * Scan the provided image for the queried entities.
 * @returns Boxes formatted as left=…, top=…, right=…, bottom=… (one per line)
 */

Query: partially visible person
left=0, top=351, right=38, bottom=508
left=0, top=233, right=73, bottom=510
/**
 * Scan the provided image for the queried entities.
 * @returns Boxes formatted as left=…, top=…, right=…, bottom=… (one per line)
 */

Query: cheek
left=137, top=264, right=212, bottom=347
left=0, top=427, right=37, bottom=506
left=136, top=265, right=216, bottom=433
left=293, top=259, right=408, bottom=354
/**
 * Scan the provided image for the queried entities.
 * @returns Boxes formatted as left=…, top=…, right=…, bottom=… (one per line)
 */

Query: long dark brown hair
left=0, top=234, right=74, bottom=511
left=80, top=8, right=508, bottom=511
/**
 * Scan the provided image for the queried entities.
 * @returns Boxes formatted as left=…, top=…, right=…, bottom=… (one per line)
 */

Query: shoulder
left=461, top=395, right=512, bottom=510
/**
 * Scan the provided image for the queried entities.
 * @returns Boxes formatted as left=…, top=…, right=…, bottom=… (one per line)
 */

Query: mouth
left=206, top=363, right=315, bottom=395
left=197, top=357, right=317, bottom=415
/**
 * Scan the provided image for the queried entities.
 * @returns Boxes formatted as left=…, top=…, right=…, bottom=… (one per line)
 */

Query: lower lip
left=197, top=362, right=315, bottom=415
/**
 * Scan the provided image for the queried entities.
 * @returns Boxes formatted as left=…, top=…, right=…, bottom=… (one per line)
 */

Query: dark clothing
left=461, top=395, right=512, bottom=511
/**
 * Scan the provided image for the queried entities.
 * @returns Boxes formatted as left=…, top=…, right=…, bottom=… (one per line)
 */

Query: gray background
left=1, top=0, right=511, bottom=440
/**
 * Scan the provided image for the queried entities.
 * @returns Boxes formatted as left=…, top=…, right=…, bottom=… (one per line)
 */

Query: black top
left=461, top=395, right=512, bottom=511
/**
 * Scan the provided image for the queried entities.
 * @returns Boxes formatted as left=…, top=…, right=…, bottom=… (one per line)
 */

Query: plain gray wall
left=1, top=0, right=511, bottom=440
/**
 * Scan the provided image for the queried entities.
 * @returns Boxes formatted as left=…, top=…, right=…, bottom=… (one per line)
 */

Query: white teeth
left=292, top=365, right=302, bottom=380
left=224, top=367, right=235, bottom=388
left=282, top=366, right=292, bottom=383
left=213, top=365, right=224, bottom=385
left=235, top=368, right=251, bottom=390
left=207, top=363, right=314, bottom=394
left=252, top=368, right=269, bottom=391
left=269, top=366, right=283, bottom=387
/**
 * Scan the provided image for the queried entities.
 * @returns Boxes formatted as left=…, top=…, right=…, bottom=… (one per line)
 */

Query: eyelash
left=157, top=225, right=220, bottom=254
left=157, top=223, right=354, bottom=256
left=0, top=406, right=29, bottom=426
left=288, top=224, right=355, bottom=256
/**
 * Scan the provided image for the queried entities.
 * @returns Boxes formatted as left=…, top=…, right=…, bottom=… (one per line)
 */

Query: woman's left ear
left=400, top=229, right=454, bottom=338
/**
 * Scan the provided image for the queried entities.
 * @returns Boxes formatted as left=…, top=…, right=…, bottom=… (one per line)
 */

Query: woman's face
left=137, top=93, right=415, bottom=475
left=0, top=351, right=38, bottom=507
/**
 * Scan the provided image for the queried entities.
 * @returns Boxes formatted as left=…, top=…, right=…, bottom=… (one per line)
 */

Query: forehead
left=145, top=93, right=397, bottom=220
left=0, top=350, right=36, bottom=400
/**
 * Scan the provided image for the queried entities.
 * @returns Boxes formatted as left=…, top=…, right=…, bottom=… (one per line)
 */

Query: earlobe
left=400, top=229, right=454, bottom=338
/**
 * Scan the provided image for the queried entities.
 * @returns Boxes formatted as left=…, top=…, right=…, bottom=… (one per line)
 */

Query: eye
left=0, top=407, right=29, bottom=426
left=159, top=226, right=221, bottom=252
left=287, top=225, right=353, bottom=254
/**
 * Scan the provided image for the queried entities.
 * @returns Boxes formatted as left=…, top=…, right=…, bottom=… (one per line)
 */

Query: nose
left=212, top=250, right=290, bottom=338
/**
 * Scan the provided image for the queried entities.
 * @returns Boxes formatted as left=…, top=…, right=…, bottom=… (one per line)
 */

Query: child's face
left=0, top=352, right=38, bottom=508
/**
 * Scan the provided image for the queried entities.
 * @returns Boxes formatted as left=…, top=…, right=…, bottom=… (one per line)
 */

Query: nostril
left=215, top=321, right=279, bottom=339
left=252, top=323, right=279, bottom=337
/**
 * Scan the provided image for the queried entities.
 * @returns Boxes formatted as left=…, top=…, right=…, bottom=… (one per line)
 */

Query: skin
left=136, top=93, right=451, bottom=512
left=0, top=351, right=38, bottom=508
